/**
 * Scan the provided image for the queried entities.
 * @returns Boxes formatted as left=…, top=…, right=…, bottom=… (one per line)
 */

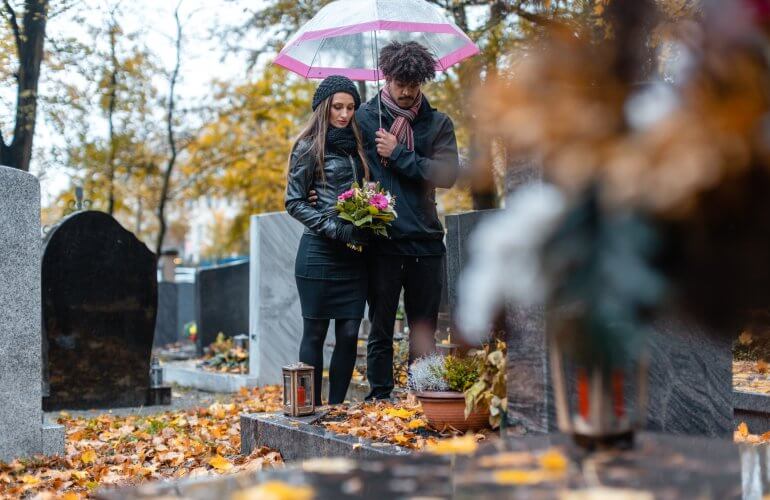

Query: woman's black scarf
left=326, top=126, right=357, bottom=156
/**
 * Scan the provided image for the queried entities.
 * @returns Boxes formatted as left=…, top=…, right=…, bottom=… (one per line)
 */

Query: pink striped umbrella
left=274, top=0, right=480, bottom=81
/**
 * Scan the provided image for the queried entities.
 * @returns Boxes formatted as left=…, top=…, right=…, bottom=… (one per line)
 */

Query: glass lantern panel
left=297, top=375, right=310, bottom=406
left=283, top=374, right=292, bottom=408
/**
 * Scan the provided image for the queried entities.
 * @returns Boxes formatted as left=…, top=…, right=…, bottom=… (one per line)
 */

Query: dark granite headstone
left=176, top=282, right=195, bottom=338
left=445, top=210, right=733, bottom=438
left=42, top=211, right=157, bottom=411
left=153, top=282, right=178, bottom=348
left=195, top=260, right=249, bottom=355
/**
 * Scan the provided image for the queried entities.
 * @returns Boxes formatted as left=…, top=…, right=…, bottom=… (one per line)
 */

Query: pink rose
left=369, top=193, right=389, bottom=210
left=338, top=189, right=355, bottom=201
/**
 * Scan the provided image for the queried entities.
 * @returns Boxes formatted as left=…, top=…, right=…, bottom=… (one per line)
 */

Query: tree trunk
left=107, top=21, right=118, bottom=215
left=156, top=3, right=183, bottom=257
left=0, top=0, right=50, bottom=171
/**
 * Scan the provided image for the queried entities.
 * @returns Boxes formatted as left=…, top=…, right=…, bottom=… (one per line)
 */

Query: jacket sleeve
left=284, top=144, right=342, bottom=240
left=388, top=115, right=459, bottom=189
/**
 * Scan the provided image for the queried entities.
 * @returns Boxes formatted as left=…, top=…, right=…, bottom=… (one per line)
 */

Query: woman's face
left=329, top=92, right=355, bottom=128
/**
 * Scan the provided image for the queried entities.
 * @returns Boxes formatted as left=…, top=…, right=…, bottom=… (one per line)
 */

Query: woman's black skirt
left=295, top=232, right=367, bottom=319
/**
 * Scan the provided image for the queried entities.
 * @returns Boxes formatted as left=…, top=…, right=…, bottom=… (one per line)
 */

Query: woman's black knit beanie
left=312, top=75, right=361, bottom=111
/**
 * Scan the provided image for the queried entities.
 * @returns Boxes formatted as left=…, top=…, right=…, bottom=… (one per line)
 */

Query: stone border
left=163, top=361, right=258, bottom=393
left=734, top=390, right=770, bottom=433
left=241, top=412, right=411, bottom=461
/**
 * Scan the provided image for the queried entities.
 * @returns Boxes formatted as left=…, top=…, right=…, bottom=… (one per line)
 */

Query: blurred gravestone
left=42, top=211, right=157, bottom=410
left=153, top=282, right=178, bottom=348
left=195, top=261, right=249, bottom=355
left=0, top=166, right=64, bottom=460
left=445, top=210, right=733, bottom=438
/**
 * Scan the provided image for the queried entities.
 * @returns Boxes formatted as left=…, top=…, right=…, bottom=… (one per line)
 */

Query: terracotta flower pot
left=415, top=391, right=490, bottom=432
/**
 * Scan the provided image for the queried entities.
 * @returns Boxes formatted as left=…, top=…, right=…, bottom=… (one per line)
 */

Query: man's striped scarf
left=380, top=86, right=423, bottom=152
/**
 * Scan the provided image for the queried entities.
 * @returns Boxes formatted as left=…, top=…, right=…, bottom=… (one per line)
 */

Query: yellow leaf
left=538, top=449, right=568, bottom=471
left=62, top=493, right=82, bottom=500
left=19, top=474, right=40, bottom=485
left=80, top=449, right=97, bottom=464
left=407, top=419, right=427, bottom=430
left=560, top=487, right=654, bottom=500
left=233, top=481, right=314, bottom=500
left=493, top=469, right=549, bottom=485
left=71, top=470, right=88, bottom=480
left=208, top=454, right=233, bottom=472
left=393, top=433, right=410, bottom=445
left=739, top=331, right=754, bottom=346
left=425, top=435, right=478, bottom=456
left=739, top=422, right=750, bottom=438
left=383, top=408, right=415, bottom=419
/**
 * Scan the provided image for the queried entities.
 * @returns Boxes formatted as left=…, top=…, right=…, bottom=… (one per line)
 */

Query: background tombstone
left=42, top=211, right=157, bottom=410
left=153, top=282, right=179, bottom=348
left=195, top=260, right=249, bottom=355
left=249, top=212, right=308, bottom=384
left=0, top=166, right=64, bottom=460
left=445, top=209, right=733, bottom=438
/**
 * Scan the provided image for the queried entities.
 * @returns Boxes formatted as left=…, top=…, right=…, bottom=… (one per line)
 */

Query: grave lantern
left=149, top=356, right=163, bottom=388
left=436, top=330, right=459, bottom=357
left=233, top=334, right=249, bottom=351
left=282, top=362, right=315, bottom=417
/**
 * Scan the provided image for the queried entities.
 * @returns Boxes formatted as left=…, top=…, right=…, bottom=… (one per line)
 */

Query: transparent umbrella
left=274, top=0, right=479, bottom=126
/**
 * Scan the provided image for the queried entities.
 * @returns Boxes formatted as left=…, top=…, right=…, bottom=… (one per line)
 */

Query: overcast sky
left=34, top=0, right=267, bottom=206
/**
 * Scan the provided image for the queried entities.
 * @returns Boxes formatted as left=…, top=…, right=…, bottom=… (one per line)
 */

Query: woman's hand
left=308, top=189, right=318, bottom=207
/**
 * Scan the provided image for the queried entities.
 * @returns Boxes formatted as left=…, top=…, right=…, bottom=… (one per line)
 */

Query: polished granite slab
left=42, top=210, right=157, bottom=410
left=195, top=260, right=249, bottom=355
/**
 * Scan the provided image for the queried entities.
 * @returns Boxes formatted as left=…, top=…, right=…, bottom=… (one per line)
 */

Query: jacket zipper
left=348, top=155, right=358, bottom=184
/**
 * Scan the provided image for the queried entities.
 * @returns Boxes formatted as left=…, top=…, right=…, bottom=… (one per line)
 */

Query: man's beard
left=398, top=97, right=415, bottom=108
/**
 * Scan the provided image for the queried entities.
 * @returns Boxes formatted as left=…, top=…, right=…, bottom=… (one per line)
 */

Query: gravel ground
left=44, top=385, right=234, bottom=421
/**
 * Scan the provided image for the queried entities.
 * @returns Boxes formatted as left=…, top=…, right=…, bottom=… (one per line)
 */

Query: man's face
left=387, top=79, right=421, bottom=109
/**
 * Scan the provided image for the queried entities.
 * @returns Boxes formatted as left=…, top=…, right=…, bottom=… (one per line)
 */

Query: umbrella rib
left=307, top=37, right=328, bottom=78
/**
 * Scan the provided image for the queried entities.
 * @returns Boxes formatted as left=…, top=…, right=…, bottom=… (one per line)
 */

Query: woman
left=285, top=75, right=371, bottom=405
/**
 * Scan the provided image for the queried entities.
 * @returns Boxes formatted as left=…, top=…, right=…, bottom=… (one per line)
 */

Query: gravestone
left=0, top=166, right=64, bottom=461
left=445, top=210, right=733, bottom=438
left=177, top=282, right=195, bottom=338
left=153, top=282, right=178, bottom=348
left=42, top=211, right=158, bottom=410
left=195, top=260, right=249, bottom=355
left=249, top=212, right=306, bottom=384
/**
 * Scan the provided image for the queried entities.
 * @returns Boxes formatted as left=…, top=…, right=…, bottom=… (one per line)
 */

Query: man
left=361, top=41, right=459, bottom=401
left=310, top=41, right=459, bottom=401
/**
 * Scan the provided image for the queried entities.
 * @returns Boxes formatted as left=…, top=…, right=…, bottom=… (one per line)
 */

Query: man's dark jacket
left=356, top=93, right=459, bottom=254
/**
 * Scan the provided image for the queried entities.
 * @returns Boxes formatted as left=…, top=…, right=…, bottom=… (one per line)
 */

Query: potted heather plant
left=408, top=353, right=490, bottom=432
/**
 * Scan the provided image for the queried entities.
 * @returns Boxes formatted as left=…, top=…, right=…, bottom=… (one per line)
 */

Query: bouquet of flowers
left=336, top=181, right=397, bottom=251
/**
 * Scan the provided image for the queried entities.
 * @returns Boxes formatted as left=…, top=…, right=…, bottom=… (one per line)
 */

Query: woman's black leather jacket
left=285, top=139, right=366, bottom=241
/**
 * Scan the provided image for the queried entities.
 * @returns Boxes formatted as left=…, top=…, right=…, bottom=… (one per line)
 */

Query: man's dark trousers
left=366, top=254, right=443, bottom=400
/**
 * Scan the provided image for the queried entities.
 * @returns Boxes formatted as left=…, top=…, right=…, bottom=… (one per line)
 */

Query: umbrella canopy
left=274, top=0, right=479, bottom=81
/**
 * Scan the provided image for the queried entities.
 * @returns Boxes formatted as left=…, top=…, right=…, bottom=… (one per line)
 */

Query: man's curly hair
left=379, top=41, right=436, bottom=84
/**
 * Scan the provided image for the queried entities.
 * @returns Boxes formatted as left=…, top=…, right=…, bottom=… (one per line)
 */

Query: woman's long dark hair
left=291, top=95, right=370, bottom=183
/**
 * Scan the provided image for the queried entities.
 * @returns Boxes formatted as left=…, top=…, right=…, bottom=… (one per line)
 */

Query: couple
left=285, top=41, right=459, bottom=405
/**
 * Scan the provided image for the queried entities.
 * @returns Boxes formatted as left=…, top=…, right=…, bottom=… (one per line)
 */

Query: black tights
left=299, top=318, right=361, bottom=405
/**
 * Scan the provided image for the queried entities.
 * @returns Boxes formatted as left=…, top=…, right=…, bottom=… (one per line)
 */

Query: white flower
left=456, top=183, right=567, bottom=343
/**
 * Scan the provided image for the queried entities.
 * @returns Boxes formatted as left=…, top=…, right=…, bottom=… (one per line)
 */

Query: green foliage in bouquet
left=335, top=181, right=397, bottom=238
left=464, top=340, right=507, bottom=429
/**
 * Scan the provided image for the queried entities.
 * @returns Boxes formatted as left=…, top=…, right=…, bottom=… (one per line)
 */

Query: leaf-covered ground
left=320, top=398, right=491, bottom=450
left=733, top=360, right=770, bottom=394
left=0, top=386, right=284, bottom=499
